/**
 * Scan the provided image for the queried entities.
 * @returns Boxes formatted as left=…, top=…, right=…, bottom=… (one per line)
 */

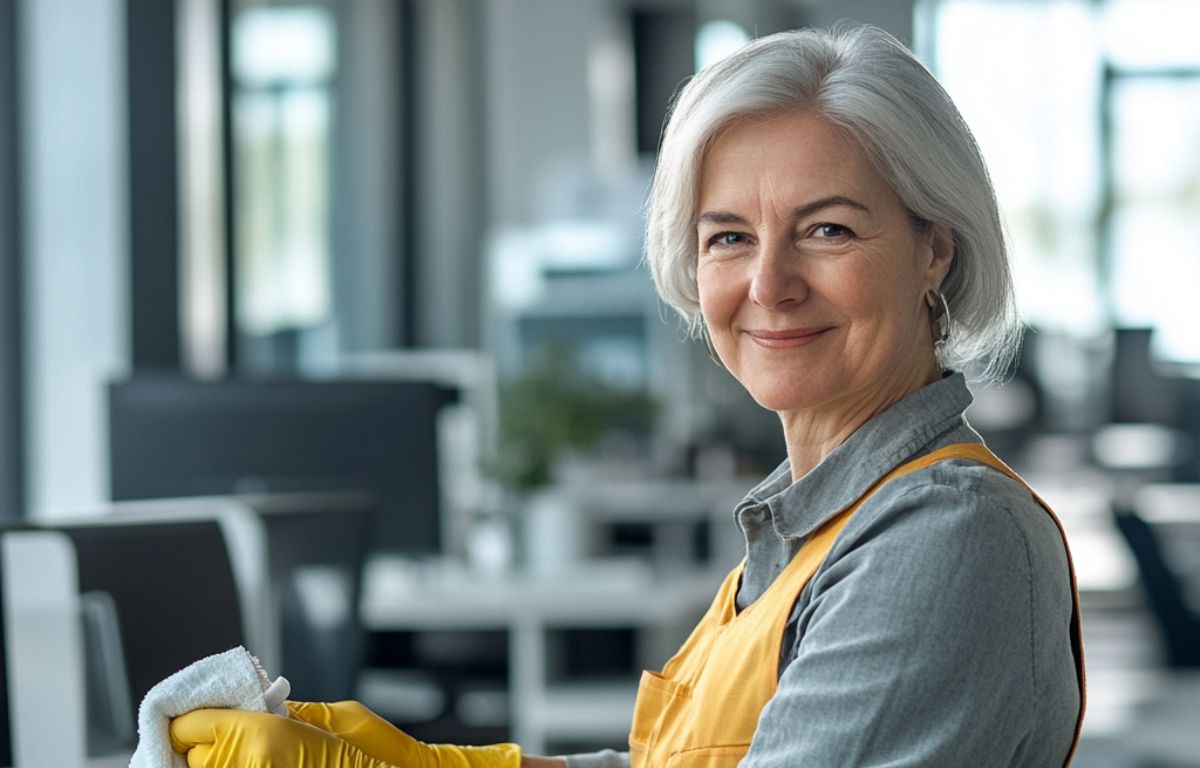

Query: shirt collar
left=740, top=371, right=975, bottom=540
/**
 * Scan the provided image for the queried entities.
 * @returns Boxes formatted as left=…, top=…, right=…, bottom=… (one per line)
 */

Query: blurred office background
left=0, top=0, right=1198, bottom=765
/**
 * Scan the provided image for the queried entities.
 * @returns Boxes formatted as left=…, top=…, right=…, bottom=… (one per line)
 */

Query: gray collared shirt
left=566, top=373, right=1081, bottom=767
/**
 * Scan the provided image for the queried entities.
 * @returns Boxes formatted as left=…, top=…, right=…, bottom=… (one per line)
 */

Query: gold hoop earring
left=925, top=290, right=951, bottom=346
left=701, top=324, right=724, bottom=368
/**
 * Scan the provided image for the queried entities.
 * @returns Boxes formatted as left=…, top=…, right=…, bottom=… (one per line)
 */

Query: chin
left=741, top=373, right=837, bottom=414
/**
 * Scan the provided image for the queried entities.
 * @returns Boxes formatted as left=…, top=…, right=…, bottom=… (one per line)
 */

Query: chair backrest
left=92, top=497, right=273, bottom=667
left=241, top=491, right=374, bottom=701
left=105, top=492, right=374, bottom=700
left=1, top=503, right=265, bottom=766
left=61, top=519, right=247, bottom=716
left=1124, top=484, right=1200, bottom=668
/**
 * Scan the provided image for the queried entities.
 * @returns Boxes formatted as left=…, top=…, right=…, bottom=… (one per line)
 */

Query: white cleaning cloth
left=128, top=646, right=290, bottom=768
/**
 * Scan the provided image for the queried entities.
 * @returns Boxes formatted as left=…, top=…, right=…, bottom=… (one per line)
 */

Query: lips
left=745, top=327, right=832, bottom=349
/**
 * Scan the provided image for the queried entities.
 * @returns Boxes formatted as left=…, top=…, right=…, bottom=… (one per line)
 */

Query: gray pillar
left=127, top=0, right=181, bottom=370
left=413, top=0, right=486, bottom=348
left=331, top=0, right=406, bottom=352
left=0, top=0, right=24, bottom=522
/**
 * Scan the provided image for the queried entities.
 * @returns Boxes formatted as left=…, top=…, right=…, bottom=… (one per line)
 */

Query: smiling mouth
left=746, top=327, right=833, bottom=349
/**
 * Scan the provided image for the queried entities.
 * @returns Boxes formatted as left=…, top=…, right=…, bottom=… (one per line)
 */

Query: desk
left=1079, top=669, right=1200, bottom=766
left=361, top=558, right=725, bottom=753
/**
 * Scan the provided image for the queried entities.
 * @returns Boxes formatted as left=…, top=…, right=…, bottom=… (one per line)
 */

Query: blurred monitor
left=1111, top=327, right=1178, bottom=425
left=108, top=377, right=456, bottom=557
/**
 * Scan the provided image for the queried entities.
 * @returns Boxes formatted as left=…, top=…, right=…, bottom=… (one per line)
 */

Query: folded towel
left=129, top=646, right=290, bottom=768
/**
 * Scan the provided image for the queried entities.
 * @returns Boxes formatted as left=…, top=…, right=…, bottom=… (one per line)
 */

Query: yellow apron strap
left=905, top=443, right=1086, bottom=767
left=809, top=445, right=1011, bottom=555
left=783, top=447, right=995, bottom=615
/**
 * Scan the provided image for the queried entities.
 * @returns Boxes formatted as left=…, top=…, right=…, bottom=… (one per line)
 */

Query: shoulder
left=761, top=456, right=1080, bottom=766
left=808, top=457, right=1075, bottom=663
left=842, top=458, right=1068, bottom=578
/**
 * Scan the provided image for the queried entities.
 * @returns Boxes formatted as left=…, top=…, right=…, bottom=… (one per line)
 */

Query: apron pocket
left=629, top=669, right=692, bottom=763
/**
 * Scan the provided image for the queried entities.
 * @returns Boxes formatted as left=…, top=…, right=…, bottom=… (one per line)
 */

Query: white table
left=360, top=557, right=726, bottom=753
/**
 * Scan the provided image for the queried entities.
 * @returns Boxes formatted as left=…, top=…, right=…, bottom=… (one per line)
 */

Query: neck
left=779, top=361, right=941, bottom=481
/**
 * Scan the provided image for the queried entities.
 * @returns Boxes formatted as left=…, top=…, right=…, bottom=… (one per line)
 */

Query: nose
left=748, top=238, right=807, bottom=309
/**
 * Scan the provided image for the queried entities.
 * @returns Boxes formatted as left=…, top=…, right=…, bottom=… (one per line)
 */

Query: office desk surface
left=360, top=557, right=728, bottom=752
left=361, top=557, right=727, bottom=630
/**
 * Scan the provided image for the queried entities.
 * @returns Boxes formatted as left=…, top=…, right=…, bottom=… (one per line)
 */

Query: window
left=925, top=0, right=1200, bottom=365
left=231, top=3, right=336, bottom=369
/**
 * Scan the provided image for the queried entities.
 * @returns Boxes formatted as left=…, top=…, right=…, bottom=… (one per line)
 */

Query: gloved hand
left=169, top=708, right=389, bottom=768
left=287, top=700, right=521, bottom=768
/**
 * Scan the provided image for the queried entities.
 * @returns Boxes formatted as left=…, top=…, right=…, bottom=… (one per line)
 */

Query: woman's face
left=696, top=110, right=952, bottom=418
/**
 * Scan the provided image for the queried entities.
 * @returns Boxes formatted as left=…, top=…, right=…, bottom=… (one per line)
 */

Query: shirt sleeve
left=740, top=474, right=1070, bottom=767
left=562, top=749, right=630, bottom=768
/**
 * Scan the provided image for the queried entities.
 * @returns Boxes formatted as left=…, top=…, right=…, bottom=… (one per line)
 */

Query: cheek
left=835, top=268, right=916, bottom=337
left=696, top=264, right=740, bottom=323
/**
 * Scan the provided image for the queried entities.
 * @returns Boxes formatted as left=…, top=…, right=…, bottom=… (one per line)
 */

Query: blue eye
left=813, top=223, right=852, bottom=239
left=708, top=231, right=748, bottom=248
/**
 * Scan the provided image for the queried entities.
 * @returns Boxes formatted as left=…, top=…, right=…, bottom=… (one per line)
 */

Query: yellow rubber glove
left=169, top=708, right=388, bottom=768
left=287, top=700, right=521, bottom=768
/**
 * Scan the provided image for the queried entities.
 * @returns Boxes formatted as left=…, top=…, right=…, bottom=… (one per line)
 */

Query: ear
left=923, top=223, right=955, bottom=291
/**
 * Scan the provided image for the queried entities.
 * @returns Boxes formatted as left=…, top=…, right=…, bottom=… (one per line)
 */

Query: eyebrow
left=696, top=195, right=870, bottom=226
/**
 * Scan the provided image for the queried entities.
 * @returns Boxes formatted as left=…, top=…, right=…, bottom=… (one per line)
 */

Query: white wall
left=21, top=0, right=129, bottom=518
left=483, top=0, right=606, bottom=229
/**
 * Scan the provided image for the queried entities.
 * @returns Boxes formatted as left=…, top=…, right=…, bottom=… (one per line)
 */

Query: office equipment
left=338, top=350, right=499, bottom=558
left=108, top=376, right=456, bottom=556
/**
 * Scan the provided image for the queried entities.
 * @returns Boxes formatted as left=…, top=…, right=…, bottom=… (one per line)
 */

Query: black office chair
left=1112, top=508, right=1200, bottom=668
left=62, top=519, right=248, bottom=724
left=2, top=512, right=254, bottom=764
left=241, top=491, right=374, bottom=702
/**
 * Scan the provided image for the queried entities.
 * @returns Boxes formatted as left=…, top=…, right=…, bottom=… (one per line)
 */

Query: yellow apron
left=628, top=443, right=1085, bottom=768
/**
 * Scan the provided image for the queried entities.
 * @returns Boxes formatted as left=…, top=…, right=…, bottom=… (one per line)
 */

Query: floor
left=1074, top=600, right=1200, bottom=767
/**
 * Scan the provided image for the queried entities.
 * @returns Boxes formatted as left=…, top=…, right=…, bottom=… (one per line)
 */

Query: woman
left=171, top=23, right=1084, bottom=768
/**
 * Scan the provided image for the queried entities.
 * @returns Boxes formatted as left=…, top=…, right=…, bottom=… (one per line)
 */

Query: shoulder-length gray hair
left=645, top=24, right=1021, bottom=381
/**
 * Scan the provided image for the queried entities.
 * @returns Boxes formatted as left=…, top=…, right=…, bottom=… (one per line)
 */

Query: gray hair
left=644, top=24, right=1021, bottom=381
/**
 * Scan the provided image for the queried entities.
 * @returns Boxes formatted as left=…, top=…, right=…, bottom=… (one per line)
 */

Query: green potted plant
left=490, top=346, right=657, bottom=572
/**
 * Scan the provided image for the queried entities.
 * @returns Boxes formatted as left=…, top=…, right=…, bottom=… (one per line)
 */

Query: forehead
left=698, top=110, right=890, bottom=208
